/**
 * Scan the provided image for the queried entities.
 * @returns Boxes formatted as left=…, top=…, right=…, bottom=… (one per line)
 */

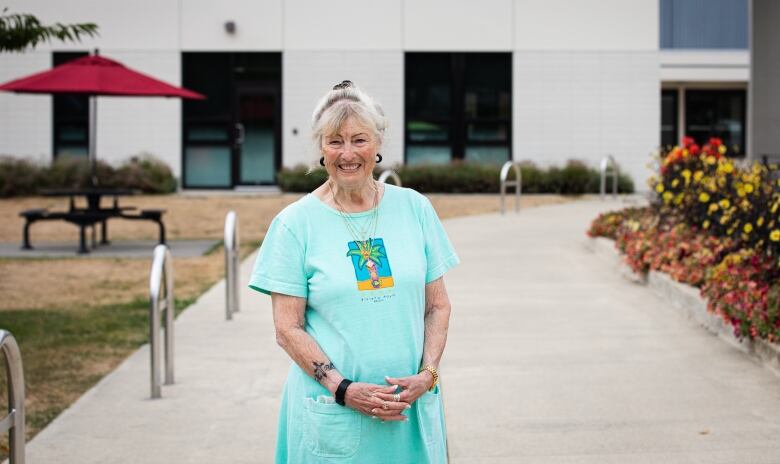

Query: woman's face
left=321, top=117, right=378, bottom=191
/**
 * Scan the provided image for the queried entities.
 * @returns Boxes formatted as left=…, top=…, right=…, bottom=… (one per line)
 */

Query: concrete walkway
left=20, top=198, right=780, bottom=463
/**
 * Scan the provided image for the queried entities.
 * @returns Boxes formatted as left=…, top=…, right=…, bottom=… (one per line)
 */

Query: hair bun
left=332, top=80, right=354, bottom=91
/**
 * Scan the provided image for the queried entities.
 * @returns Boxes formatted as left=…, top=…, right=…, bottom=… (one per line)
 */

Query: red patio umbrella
left=0, top=52, right=205, bottom=185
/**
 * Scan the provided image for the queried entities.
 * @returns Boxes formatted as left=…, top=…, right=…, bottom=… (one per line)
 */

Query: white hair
left=311, top=81, right=388, bottom=153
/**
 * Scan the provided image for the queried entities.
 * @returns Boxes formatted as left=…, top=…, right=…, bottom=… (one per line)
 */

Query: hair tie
left=332, top=80, right=353, bottom=91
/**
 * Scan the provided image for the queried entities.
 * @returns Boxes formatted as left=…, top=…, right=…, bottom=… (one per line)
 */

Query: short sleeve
left=248, top=217, right=308, bottom=298
left=420, top=196, right=460, bottom=283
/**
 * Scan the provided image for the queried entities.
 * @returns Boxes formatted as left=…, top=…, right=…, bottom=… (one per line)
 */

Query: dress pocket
left=303, top=395, right=362, bottom=458
left=416, top=385, right=445, bottom=447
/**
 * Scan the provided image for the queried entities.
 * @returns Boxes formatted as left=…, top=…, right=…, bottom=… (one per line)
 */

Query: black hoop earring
left=375, top=153, right=383, bottom=164
left=319, top=157, right=325, bottom=167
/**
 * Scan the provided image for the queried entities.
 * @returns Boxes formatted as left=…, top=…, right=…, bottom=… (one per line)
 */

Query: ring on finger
left=393, top=393, right=401, bottom=402
left=382, top=401, right=388, bottom=410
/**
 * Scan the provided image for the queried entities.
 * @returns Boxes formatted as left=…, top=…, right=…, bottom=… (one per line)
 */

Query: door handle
left=235, top=123, right=245, bottom=147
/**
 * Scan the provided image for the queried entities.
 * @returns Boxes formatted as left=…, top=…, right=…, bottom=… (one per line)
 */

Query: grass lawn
left=0, top=191, right=573, bottom=456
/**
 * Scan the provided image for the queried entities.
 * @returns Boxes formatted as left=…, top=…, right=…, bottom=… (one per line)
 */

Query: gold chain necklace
left=329, top=180, right=380, bottom=249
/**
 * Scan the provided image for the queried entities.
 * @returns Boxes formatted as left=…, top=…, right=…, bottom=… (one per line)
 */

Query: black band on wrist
left=335, top=378, right=352, bottom=406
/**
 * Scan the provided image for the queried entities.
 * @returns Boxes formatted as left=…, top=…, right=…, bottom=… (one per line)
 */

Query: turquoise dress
left=248, top=184, right=459, bottom=463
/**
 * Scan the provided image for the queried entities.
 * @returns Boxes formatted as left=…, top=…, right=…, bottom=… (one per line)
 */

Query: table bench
left=20, top=207, right=167, bottom=254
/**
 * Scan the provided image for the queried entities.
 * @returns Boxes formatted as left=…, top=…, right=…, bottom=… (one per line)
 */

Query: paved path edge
left=586, top=236, right=780, bottom=379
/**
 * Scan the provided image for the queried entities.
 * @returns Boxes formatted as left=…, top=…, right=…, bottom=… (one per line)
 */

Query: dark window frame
left=661, top=88, right=679, bottom=149
left=684, top=88, right=746, bottom=157
left=181, top=52, right=282, bottom=189
left=52, top=51, right=90, bottom=159
left=404, top=52, right=512, bottom=165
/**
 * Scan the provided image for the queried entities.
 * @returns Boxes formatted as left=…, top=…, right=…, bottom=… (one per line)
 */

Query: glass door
left=235, top=92, right=277, bottom=185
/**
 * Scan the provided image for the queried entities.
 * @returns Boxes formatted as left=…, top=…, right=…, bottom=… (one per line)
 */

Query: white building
left=0, top=0, right=750, bottom=190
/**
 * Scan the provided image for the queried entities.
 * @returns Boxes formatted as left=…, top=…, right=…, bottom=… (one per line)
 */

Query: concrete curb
left=587, top=236, right=780, bottom=378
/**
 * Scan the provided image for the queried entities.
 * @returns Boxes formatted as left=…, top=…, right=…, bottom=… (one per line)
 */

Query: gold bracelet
left=419, top=365, right=439, bottom=391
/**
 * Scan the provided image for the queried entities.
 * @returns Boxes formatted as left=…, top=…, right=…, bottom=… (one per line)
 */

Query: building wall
left=95, top=51, right=182, bottom=176
left=181, top=0, right=283, bottom=51
left=0, top=51, right=51, bottom=161
left=404, top=0, right=513, bottom=50
left=514, top=51, right=660, bottom=187
left=0, top=0, right=750, bottom=190
left=283, top=51, right=404, bottom=168
left=750, top=0, right=780, bottom=159
left=515, top=0, right=659, bottom=51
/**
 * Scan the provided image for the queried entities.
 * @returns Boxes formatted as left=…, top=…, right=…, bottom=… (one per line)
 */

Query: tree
left=0, top=7, right=98, bottom=52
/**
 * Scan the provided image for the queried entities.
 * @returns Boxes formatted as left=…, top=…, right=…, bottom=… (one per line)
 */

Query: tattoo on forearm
left=312, top=361, right=335, bottom=382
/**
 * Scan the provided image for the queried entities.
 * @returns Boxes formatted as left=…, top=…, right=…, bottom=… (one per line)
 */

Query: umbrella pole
left=89, top=95, right=98, bottom=186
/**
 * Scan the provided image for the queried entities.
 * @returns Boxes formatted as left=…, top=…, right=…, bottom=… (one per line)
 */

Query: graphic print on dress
left=346, top=238, right=394, bottom=291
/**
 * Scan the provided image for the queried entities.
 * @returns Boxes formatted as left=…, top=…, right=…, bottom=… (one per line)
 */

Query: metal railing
left=1, top=329, right=25, bottom=463
left=599, top=155, right=619, bottom=200
left=149, top=244, right=174, bottom=399
left=224, top=211, right=240, bottom=321
left=500, top=161, right=522, bottom=214
left=377, top=169, right=402, bottom=186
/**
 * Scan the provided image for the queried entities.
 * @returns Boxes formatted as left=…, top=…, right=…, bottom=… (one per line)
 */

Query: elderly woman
left=249, top=81, right=459, bottom=463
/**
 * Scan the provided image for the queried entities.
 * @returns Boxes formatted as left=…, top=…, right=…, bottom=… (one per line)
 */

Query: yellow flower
left=702, top=220, right=710, bottom=229
left=681, top=169, right=691, bottom=179
left=718, top=145, right=727, bottom=154
left=772, top=202, right=779, bottom=214
left=744, top=223, right=753, bottom=234
left=708, top=202, right=719, bottom=214
left=663, top=191, right=673, bottom=203
left=655, top=183, right=664, bottom=193
left=737, top=187, right=746, bottom=197
left=722, top=162, right=734, bottom=174
left=671, top=179, right=679, bottom=188
left=699, top=192, right=710, bottom=202
left=693, top=170, right=704, bottom=182
left=706, top=156, right=717, bottom=165
left=719, top=199, right=730, bottom=209
left=758, top=217, right=765, bottom=227
left=771, top=230, right=780, bottom=242
left=745, top=183, right=754, bottom=194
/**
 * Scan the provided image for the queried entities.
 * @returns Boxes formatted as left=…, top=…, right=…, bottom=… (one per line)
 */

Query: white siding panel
left=283, top=51, right=403, bottom=169
left=284, top=0, right=401, bottom=50
left=514, top=51, right=660, bottom=190
left=0, top=51, right=52, bottom=161
left=404, top=0, right=513, bottom=51
left=181, top=0, right=283, bottom=51
left=95, top=52, right=182, bottom=179
left=515, top=0, right=658, bottom=51
left=3, top=0, right=179, bottom=51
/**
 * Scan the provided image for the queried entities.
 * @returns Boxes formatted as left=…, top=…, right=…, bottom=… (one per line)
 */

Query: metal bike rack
left=377, top=169, right=402, bottom=186
left=224, top=211, right=240, bottom=321
left=600, top=155, right=619, bottom=200
left=1, top=329, right=25, bottom=463
left=149, top=244, right=174, bottom=399
left=500, top=161, right=522, bottom=214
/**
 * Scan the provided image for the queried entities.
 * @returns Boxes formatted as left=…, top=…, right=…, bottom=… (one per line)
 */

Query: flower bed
left=588, top=138, right=780, bottom=342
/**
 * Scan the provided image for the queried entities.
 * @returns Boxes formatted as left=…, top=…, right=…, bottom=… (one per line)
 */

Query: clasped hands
left=343, top=372, right=433, bottom=422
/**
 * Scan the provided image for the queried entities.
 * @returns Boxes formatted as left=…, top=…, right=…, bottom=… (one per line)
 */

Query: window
left=660, top=0, right=748, bottom=49
left=182, top=53, right=281, bottom=188
left=405, top=53, right=511, bottom=165
left=52, top=52, right=89, bottom=159
left=661, top=89, right=679, bottom=149
left=685, top=89, right=746, bottom=155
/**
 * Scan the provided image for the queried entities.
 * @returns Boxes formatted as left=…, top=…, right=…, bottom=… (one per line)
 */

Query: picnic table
left=20, top=188, right=166, bottom=254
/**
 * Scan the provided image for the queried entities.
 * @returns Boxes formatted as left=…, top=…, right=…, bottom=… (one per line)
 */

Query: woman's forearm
left=271, top=293, right=344, bottom=393
left=421, top=277, right=452, bottom=369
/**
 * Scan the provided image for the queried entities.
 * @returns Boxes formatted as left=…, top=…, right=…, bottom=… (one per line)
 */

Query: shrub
left=277, top=160, right=635, bottom=195
left=114, top=155, right=177, bottom=194
left=0, top=156, right=44, bottom=197
left=0, top=154, right=177, bottom=196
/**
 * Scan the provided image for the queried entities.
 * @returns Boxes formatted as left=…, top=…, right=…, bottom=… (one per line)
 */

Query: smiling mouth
left=338, top=162, right=361, bottom=173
